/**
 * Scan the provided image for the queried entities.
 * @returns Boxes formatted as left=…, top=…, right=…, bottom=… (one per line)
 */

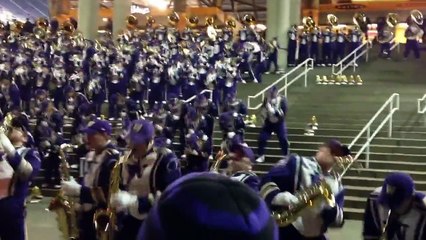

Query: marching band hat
left=379, top=172, right=415, bottom=208
left=138, top=172, right=278, bottom=240
left=82, top=119, right=112, bottom=136
left=229, top=135, right=255, bottom=163
left=127, top=119, right=155, bottom=146
left=153, top=136, right=171, bottom=149
left=194, top=94, right=209, bottom=108
left=324, top=139, right=351, bottom=157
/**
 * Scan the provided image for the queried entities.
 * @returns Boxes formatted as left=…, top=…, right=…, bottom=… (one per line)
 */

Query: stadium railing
left=184, top=89, right=213, bottom=103
left=389, top=38, right=400, bottom=53
left=340, top=93, right=400, bottom=179
left=418, top=94, right=426, bottom=125
left=247, top=58, right=314, bottom=110
left=332, top=40, right=372, bottom=76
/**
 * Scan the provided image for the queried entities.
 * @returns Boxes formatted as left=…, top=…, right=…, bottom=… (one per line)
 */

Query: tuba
left=353, top=12, right=368, bottom=32
left=406, top=10, right=424, bottom=39
left=327, top=14, right=339, bottom=28
left=126, top=15, right=138, bottom=30
left=268, top=155, right=354, bottom=227
left=93, top=151, right=128, bottom=240
left=302, top=16, right=316, bottom=33
left=48, top=144, right=79, bottom=240
left=378, top=13, right=398, bottom=44
left=187, top=16, right=199, bottom=29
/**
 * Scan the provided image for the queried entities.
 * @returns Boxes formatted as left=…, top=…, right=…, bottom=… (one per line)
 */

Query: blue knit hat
left=379, top=172, right=415, bottom=209
left=138, top=172, right=278, bottom=240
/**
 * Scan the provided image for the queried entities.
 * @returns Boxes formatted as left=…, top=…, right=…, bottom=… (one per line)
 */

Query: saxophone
left=93, top=151, right=129, bottom=240
left=271, top=155, right=354, bottom=227
left=48, top=144, right=79, bottom=240
left=210, top=150, right=228, bottom=173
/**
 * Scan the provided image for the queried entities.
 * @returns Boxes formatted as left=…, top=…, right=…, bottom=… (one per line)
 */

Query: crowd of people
left=0, top=14, right=425, bottom=240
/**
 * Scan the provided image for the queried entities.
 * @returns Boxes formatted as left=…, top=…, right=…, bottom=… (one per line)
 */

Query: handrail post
left=353, top=51, right=357, bottom=72
left=388, top=100, right=393, bottom=138
left=284, top=76, right=288, bottom=97
left=366, top=127, right=371, bottom=168
left=304, top=62, right=308, bottom=87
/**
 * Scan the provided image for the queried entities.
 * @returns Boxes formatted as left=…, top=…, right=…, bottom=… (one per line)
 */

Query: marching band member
left=267, top=37, right=280, bottom=73
left=181, top=131, right=211, bottom=175
left=138, top=172, right=278, bottom=240
left=287, top=25, right=298, bottom=67
left=256, top=86, right=288, bottom=163
left=349, top=26, right=363, bottom=54
left=260, top=139, right=348, bottom=240
left=334, top=28, right=346, bottom=63
left=0, top=118, right=41, bottom=240
left=61, top=119, right=120, bottom=240
left=363, top=172, right=426, bottom=240
left=0, top=78, right=21, bottom=114
left=110, top=119, right=181, bottom=239
left=227, top=136, right=259, bottom=192
left=298, top=30, right=309, bottom=64
left=310, top=27, right=322, bottom=65
left=404, top=17, right=424, bottom=60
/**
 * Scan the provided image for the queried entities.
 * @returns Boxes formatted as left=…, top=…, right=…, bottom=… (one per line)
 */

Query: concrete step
left=345, top=196, right=368, bottom=211
left=342, top=176, right=426, bottom=190
left=345, top=185, right=376, bottom=198
left=345, top=168, right=426, bottom=181
left=344, top=207, right=364, bottom=221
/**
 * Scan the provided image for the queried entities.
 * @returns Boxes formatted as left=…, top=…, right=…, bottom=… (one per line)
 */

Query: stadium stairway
left=33, top=45, right=426, bottom=221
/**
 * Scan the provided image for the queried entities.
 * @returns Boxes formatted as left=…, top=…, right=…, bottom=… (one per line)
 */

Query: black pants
left=279, top=225, right=327, bottom=240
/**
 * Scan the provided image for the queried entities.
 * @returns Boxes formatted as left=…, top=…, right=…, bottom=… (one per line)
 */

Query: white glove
left=110, top=191, right=138, bottom=212
left=272, top=192, right=299, bottom=207
left=266, top=103, right=275, bottom=114
left=148, top=191, right=162, bottom=205
left=61, top=178, right=81, bottom=197
left=227, top=132, right=236, bottom=139
left=0, top=131, right=15, bottom=156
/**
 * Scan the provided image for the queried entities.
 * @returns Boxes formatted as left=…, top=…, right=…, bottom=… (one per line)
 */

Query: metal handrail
left=389, top=38, right=400, bottom=52
left=340, top=93, right=400, bottom=179
left=332, top=41, right=372, bottom=76
left=418, top=94, right=426, bottom=114
left=247, top=58, right=314, bottom=110
left=184, top=89, right=213, bottom=103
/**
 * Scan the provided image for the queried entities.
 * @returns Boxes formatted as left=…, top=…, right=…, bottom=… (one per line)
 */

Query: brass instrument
left=226, top=19, right=236, bottom=29
left=93, top=151, right=128, bottom=240
left=378, top=13, right=398, bottom=44
left=302, top=16, right=316, bottom=33
left=406, top=10, right=424, bottom=39
left=271, top=155, right=354, bottom=227
left=48, top=144, right=79, bottom=240
left=61, top=20, right=76, bottom=35
left=146, top=15, right=155, bottom=28
left=126, top=15, right=138, bottom=30
left=168, top=12, right=180, bottom=27
left=187, top=16, right=199, bottom=29
left=210, top=150, right=228, bottom=173
left=411, top=9, right=424, bottom=25
left=327, top=14, right=339, bottom=28
left=353, top=12, right=368, bottom=32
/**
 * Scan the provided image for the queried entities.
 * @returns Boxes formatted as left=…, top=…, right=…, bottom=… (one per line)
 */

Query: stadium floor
left=26, top=199, right=363, bottom=240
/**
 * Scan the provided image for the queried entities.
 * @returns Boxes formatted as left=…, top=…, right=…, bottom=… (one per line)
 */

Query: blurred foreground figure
left=138, top=172, right=278, bottom=240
